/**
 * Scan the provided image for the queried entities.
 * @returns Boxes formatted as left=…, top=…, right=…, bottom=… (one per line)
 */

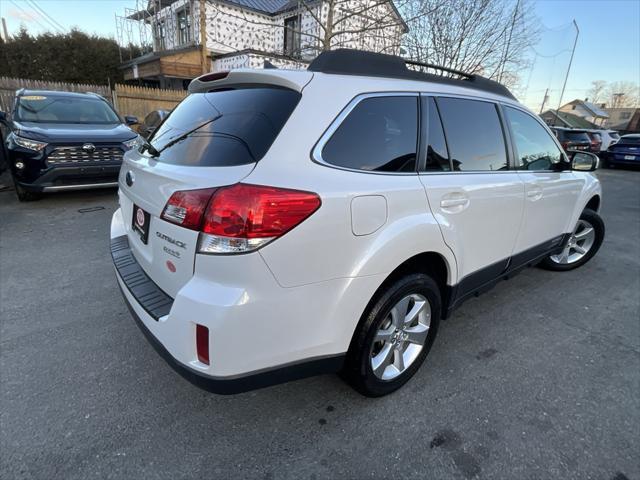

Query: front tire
left=343, top=273, right=441, bottom=397
left=539, top=208, right=604, bottom=271
left=12, top=176, right=41, bottom=202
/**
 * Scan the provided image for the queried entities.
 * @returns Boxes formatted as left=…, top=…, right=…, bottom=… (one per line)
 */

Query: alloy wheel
left=550, top=219, right=596, bottom=265
left=370, top=293, right=431, bottom=381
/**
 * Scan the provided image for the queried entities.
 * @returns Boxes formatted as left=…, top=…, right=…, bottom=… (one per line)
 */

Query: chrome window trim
left=311, top=92, right=420, bottom=176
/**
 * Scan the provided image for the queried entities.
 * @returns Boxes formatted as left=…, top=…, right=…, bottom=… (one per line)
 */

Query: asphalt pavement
left=1, top=168, right=638, bottom=480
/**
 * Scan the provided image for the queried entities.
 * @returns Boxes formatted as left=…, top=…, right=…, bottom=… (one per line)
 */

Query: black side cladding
left=110, top=235, right=173, bottom=320
left=307, top=49, right=516, bottom=100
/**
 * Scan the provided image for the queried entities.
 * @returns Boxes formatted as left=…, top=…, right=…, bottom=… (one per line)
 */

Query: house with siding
left=557, top=99, right=609, bottom=127
left=120, top=0, right=407, bottom=89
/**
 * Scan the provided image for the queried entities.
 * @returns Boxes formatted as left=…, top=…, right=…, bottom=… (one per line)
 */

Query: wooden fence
left=112, top=84, right=187, bottom=122
left=0, top=77, right=188, bottom=124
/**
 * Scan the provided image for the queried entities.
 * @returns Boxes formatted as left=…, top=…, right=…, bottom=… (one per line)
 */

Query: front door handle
left=440, top=192, right=470, bottom=213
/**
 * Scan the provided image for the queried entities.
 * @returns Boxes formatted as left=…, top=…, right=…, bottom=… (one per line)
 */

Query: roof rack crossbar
left=403, top=59, right=471, bottom=79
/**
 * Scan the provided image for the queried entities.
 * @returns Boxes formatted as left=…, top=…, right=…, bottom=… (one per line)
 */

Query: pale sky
left=1, top=0, right=639, bottom=109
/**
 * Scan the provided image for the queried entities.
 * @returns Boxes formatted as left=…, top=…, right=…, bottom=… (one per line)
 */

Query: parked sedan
left=138, top=109, right=169, bottom=139
left=605, top=134, right=640, bottom=168
left=550, top=127, right=591, bottom=152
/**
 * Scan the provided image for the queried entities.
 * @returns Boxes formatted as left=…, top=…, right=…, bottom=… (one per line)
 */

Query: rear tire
left=342, top=273, right=441, bottom=397
left=539, top=208, right=604, bottom=271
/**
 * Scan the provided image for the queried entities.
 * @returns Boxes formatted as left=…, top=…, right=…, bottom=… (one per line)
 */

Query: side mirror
left=569, top=151, right=598, bottom=172
left=124, top=115, right=139, bottom=126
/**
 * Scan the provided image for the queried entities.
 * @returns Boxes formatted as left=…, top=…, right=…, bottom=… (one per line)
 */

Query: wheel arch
left=585, top=194, right=601, bottom=212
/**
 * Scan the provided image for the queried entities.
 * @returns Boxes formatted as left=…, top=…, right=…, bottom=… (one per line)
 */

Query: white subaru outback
left=110, top=50, right=604, bottom=397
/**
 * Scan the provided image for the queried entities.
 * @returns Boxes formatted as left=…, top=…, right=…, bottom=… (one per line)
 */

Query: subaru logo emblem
left=125, top=170, right=135, bottom=187
left=82, top=143, right=95, bottom=153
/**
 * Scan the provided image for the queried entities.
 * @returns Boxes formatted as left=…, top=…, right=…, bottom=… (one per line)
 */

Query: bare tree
left=206, top=0, right=415, bottom=60
left=605, top=81, right=639, bottom=108
left=587, top=80, right=607, bottom=104
left=401, top=0, right=540, bottom=88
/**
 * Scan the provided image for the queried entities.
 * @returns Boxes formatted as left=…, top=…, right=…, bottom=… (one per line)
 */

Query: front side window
left=177, top=9, right=191, bottom=45
left=436, top=97, right=508, bottom=171
left=321, top=96, right=418, bottom=173
left=505, top=107, right=563, bottom=171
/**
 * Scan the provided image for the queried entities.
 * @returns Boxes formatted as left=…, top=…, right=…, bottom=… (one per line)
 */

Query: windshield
left=15, top=95, right=120, bottom=124
left=148, top=86, right=301, bottom=167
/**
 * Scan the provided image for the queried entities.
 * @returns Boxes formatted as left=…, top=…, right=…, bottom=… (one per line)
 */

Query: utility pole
left=199, top=0, right=208, bottom=74
left=539, top=88, right=550, bottom=114
left=1, top=18, right=9, bottom=41
left=555, top=20, right=579, bottom=121
left=612, top=93, right=624, bottom=108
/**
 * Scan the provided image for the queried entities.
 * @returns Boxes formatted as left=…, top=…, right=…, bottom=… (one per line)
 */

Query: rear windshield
left=149, top=86, right=301, bottom=167
left=15, top=95, right=120, bottom=124
left=619, top=136, right=640, bottom=145
left=564, top=131, right=590, bottom=142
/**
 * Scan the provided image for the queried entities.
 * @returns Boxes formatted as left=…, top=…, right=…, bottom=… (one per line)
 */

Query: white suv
left=110, top=50, right=604, bottom=397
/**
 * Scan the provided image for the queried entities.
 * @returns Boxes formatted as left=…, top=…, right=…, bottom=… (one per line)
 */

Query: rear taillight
left=200, top=184, right=321, bottom=254
left=561, top=141, right=570, bottom=150
left=161, top=188, right=217, bottom=230
left=160, top=184, right=321, bottom=254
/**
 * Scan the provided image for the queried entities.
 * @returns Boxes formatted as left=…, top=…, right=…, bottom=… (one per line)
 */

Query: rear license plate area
left=132, top=204, right=151, bottom=244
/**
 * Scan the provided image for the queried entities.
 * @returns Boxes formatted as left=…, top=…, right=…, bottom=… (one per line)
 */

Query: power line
left=8, top=0, right=50, bottom=32
left=25, top=0, right=66, bottom=33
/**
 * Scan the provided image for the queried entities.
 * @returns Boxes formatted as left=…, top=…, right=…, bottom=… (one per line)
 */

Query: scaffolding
left=115, top=0, right=196, bottom=62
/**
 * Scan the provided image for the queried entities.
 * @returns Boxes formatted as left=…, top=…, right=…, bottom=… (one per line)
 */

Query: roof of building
left=541, top=109, right=599, bottom=129
left=563, top=99, right=609, bottom=118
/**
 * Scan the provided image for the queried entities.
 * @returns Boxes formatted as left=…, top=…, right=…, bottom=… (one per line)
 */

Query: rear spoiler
left=188, top=69, right=313, bottom=94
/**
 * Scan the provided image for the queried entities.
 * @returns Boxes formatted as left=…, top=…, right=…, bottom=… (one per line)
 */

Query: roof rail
left=307, top=49, right=516, bottom=100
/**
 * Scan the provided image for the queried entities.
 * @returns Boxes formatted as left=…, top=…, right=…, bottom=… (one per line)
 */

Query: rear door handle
left=526, top=184, right=543, bottom=201
left=440, top=192, right=470, bottom=213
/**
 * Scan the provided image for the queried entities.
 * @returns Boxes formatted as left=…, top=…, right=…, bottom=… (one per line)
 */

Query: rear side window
left=436, top=97, right=508, bottom=171
left=321, top=96, right=418, bottom=173
left=424, top=97, right=450, bottom=171
left=505, top=107, right=563, bottom=171
left=150, top=87, right=301, bottom=167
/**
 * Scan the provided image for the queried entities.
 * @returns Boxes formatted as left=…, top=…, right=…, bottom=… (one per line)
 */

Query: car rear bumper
left=110, top=208, right=384, bottom=393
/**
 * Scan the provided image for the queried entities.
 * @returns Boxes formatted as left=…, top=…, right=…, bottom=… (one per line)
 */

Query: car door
left=418, top=96, right=525, bottom=298
left=502, top=106, right=582, bottom=262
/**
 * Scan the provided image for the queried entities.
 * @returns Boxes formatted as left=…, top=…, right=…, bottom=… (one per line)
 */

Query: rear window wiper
left=149, top=113, right=223, bottom=157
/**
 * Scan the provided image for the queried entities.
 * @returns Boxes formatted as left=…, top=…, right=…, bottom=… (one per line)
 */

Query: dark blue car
left=606, top=134, right=640, bottom=168
left=0, top=89, right=141, bottom=201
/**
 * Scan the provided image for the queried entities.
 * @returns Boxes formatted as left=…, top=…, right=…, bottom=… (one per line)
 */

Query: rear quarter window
left=150, top=87, right=301, bottom=167
left=319, top=95, right=418, bottom=173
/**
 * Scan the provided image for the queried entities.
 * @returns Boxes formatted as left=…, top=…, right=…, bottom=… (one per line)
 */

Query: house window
left=620, top=111, right=632, bottom=120
left=177, top=8, right=191, bottom=45
left=156, top=20, right=166, bottom=50
left=284, top=15, right=301, bottom=57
